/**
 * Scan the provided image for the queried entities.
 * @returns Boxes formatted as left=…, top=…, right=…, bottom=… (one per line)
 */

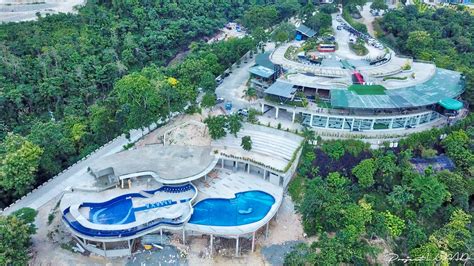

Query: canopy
left=438, top=98, right=463, bottom=110
left=264, top=80, right=296, bottom=98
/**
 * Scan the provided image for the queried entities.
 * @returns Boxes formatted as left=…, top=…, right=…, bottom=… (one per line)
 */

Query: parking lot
left=331, top=13, right=384, bottom=60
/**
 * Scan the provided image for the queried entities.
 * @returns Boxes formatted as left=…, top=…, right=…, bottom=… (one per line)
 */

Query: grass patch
left=382, top=76, right=408, bottom=81
left=288, top=174, right=305, bottom=204
left=348, top=84, right=386, bottom=95
left=349, top=42, right=368, bottom=56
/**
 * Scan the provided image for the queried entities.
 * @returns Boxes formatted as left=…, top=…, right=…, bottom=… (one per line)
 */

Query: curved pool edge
left=61, top=183, right=198, bottom=241
left=184, top=189, right=283, bottom=236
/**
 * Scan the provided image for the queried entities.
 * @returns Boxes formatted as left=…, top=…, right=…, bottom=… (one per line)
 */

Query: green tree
left=387, top=185, right=414, bottom=213
left=113, top=72, right=163, bottom=132
left=305, top=12, right=332, bottom=34
left=201, top=93, right=216, bottom=108
left=0, top=209, right=37, bottom=265
left=370, top=0, right=388, bottom=12
left=406, top=31, right=434, bottom=58
left=322, top=140, right=345, bottom=160
left=382, top=211, right=406, bottom=238
left=0, top=134, right=43, bottom=196
left=227, top=114, right=242, bottom=137
left=352, top=158, right=376, bottom=189
left=243, top=5, right=278, bottom=30
left=27, top=121, right=75, bottom=176
left=411, top=174, right=450, bottom=216
left=204, top=115, right=227, bottom=140
left=241, top=136, right=252, bottom=151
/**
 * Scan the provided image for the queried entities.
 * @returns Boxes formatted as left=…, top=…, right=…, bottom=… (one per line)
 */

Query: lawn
left=348, top=84, right=386, bottom=95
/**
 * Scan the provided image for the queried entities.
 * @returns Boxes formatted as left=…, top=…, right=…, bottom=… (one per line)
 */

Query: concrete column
left=350, top=118, right=355, bottom=131
left=416, top=115, right=421, bottom=126
left=261, top=103, right=265, bottom=114
left=160, top=228, right=163, bottom=242
left=235, top=237, right=239, bottom=257
left=370, top=119, right=375, bottom=130
left=251, top=232, right=256, bottom=252
left=221, top=159, right=224, bottom=168
left=292, top=110, right=296, bottom=123
left=325, top=116, right=329, bottom=128
left=128, top=179, right=132, bottom=188
left=275, top=107, right=279, bottom=119
left=404, top=117, right=409, bottom=127
left=209, top=235, right=214, bottom=257
left=247, top=163, right=250, bottom=173
left=265, top=223, right=269, bottom=239
left=182, top=228, right=186, bottom=244
left=103, top=242, right=106, bottom=256
left=342, top=118, right=346, bottom=129
left=263, top=169, right=267, bottom=179
left=310, top=114, right=314, bottom=127
left=389, top=118, right=394, bottom=129
left=128, top=239, right=132, bottom=254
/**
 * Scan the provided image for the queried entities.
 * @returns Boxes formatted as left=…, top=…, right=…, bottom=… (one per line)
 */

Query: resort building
left=252, top=40, right=466, bottom=133
left=60, top=124, right=303, bottom=257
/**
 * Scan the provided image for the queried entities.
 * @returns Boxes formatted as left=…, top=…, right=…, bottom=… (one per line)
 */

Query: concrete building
left=253, top=40, right=466, bottom=133
left=60, top=125, right=304, bottom=257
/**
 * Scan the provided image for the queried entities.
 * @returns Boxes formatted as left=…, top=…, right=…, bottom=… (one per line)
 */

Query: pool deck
left=186, top=168, right=283, bottom=236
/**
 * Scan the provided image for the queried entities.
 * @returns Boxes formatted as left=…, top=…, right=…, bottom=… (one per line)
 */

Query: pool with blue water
left=188, top=190, right=275, bottom=226
left=88, top=196, right=136, bottom=225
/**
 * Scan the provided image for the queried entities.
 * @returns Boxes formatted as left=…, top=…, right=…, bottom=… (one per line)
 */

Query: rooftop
left=331, top=68, right=464, bottom=109
left=296, top=24, right=316, bottom=38
left=264, top=80, right=297, bottom=99
left=249, top=65, right=275, bottom=78
left=88, top=145, right=218, bottom=183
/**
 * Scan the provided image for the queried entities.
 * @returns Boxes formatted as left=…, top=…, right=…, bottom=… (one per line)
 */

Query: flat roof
left=249, top=65, right=275, bottom=78
left=296, top=24, right=316, bottom=38
left=331, top=68, right=464, bottom=109
left=264, top=80, right=297, bottom=98
left=255, top=52, right=275, bottom=69
left=88, top=145, right=217, bottom=183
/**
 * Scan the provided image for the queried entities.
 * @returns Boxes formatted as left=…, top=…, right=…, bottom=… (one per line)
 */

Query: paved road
left=2, top=126, right=152, bottom=215
left=215, top=52, right=259, bottom=111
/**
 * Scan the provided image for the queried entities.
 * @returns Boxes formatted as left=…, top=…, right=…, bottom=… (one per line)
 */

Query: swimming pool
left=188, top=191, right=275, bottom=226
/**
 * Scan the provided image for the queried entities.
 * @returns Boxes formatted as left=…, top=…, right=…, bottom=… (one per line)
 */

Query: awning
left=438, top=98, right=463, bottom=110
left=249, top=65, right=275, bottom=79
left=264, top=80, right=296, bottom=98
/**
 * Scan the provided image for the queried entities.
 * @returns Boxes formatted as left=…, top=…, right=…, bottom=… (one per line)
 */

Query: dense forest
left=0, top=0, right=303, bottom=207
left=286, top=115, right=474, bottom=264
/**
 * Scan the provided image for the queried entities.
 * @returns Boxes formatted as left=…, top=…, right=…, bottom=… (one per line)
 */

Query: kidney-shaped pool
left=188, top=190, right=275, bottom=226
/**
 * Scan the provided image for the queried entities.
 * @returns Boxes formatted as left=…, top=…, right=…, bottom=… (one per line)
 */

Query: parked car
left=216, top=97, right=225, bottom=104
left=237, top=108, right=248, bottom=116
left=225, top=101, right=232, bottom=111
left=337, top=25, right=343, bottom=30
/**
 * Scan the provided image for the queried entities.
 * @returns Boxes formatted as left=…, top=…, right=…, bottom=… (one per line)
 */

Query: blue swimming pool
left=188, top=191, right=275, bottom=226
left=88, top=197, right=136, bottom=225
left=80, top=184, right=196, bottom=225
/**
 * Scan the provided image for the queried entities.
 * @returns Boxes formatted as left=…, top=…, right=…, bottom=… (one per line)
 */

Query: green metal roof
left=438, top=98, right=463, bottom=110
left=296, top=24, right=317, bottom=38
left=255, top=52, right=275, bottom=70
left=331, top=68, right=465, bottom=109
left=249, top=65, right=275, bottom=78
